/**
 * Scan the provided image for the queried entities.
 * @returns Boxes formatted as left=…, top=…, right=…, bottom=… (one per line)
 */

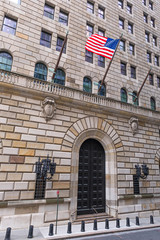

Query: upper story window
left=54, top=68, right=65, bottom=86
left=121, top=62, right=127, bottom=75
left=142, top=0, right=146, bottom=5
left=10, top=0, right=21, bottom=4
left=121, top=88, right=127, bottom=103
left=132, top=91, right=139, bottom=106
left=143, top=12, right=148, bottom=23
left=128, top=22, right=133, bottom=34
left=83, top=77, right=92, bottom=93
left=44, top=3, right=54, bottom=19
left=59, top=10, right=68, bottom=26
left=87, top=1, right=94, bottom=14
left=131, top=66, right=136, bottom=79
left=119, top=17, right=124, bottom=29
left=157, top=76, right=160, bottom=88
left=127, top=2, right=132, bottom=14
left=98, top=81, right=106, bottom=97
left=153, top=35, right=157, bottom=46
left=149, top=1, right=153, bottom=10
left=98, top=55, right=105, bottom=68
left=129, top=43, right=135, bottom=55
left=98, top=6, right=105, bottom=19
left=85, top=49, right=93, bottom=63
left=86, top=23, right=94, bottom=36
left=120, top=39, right=125, bottom=51
left=155, top=55, right=159, bottom=66
left=0, top=52, right=13, bottom=71
left=98, top=28, right=105, bottom=36
left=147, top=51, right=152, bottom=63
left=2, top=16, right=17, bottom=35
left=145, top=31, right=150, bottom=42
left=40, top=30, right=52, bottom=48
left=34, top=62, right=47, bottom=81
left=149, top=73, right=154, bottom=85
left=150, top=97, right=156, bottom=110
left=151, top=17, right=155, bottom=27
left=56, top=36, right=66, bottom=53
left=118, top=0, right=123, bottom=9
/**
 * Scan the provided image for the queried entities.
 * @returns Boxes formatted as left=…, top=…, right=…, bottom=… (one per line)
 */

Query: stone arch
left=61, top=117, right=123, bottom=220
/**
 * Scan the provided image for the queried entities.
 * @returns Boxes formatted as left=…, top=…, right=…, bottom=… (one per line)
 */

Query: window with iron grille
left=98, top=28, right=105, bottom=36
left=150, top=97, right=156, bottom=110
left=133, top=175, right=140, bottom=194
left=85, top=50, right=93, bottom=63
left=129, top=43, right=134, bottom=55
left=87, top=1, right=94, bottom=14
left=147, top=51, right=152, bottom=63
left=121, top=88, right=127, bottom=103
left=98, top=6, right=105, bottom=19
left=86, top=23, right=94, bottom=36
left=54, top=68, right=65, bottom=85
left=98, top=55, right=105, bottom=68
left=155, top=55, right=159, bottom=66
left=131, top=66, right=136, bottom=79
left=127, top=2, right=132, bottom=14
left=157, top=76, right=160, bottom=88
left=44, top=3, right=54, bottom=19
left=118, top=0, right=123, bottom=9
left=83, top=77, right=92, bottom=93
left=153, top=35, right=157, bottom=46
left=128, top=22, right=133, bottom=34
left=149, top=0, right=153, bottom=10
left=34, top=174, right=46, bottom=199
left=143, top=12, right=148, bottom=23
left=149, top=73, right=154, bottom=85
left=151, top=17, right=155, bottom=27
left=2, top=16, right=17, bottom=35
left=120, top=40, right=125, bottom=51
left=119, top=17, right=124, bottom=29
left=132, top=91, right=139, bottom=106
left=121, top=62, right=127, bottom=75
left=34, top=62, right=47, bottom=81
left=0, top=52, right=13, bottom=71
left=98, top=81, right=106, bottom=96
left=56, top=36, right=66, bottom=53
left=40, top=30, right=52, bottom=48
left=59, top=10, right=68, bottom=26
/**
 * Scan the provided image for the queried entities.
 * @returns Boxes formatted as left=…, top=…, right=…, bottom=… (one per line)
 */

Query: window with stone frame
left=132, top=91, right=139, bottom=106
left=86, top=23, right=94, bottom=36
left=40, top=30, right=52, bottom=48
left=59, top=10, right=68, bottom=26
left=0, top=52, right=13, bottom=71
left=56, top=36, right=66, bottom=53
left=34, top=62, right=48, bottom=81
left=98, top=28, right=105, bottom=36
left=151, top=17, right=155, bottom=27
left=131, top=66, right=136, bottom=79
left=147, top=51, right=152, bottom=63
left=98, top=6, right=105, bottom=19
left=145, top=31, right=150, bottom=42
left=155, top=55, right=159, bottom=66
left=121, top=88, right=127, bottom=103
left=98, top=81, right=106, bottom=96
left=120, top=39, right=125, bottom=51
left=119, top=17, right=124, bottom=29
left=129, top=43, right=135, bottom=55
left=153, top=35, right=157, bottom=46
left=54, top=68, right=65, bottom=85
left=85, top=49, right=93, bottom=63
left=98, top=55, right=105, bottom=68
left=157, top=76, right=160, bottom=88
left=143, top=12, right=148, bottom=23
left=128, top=22, right=133, bottom=34
left=118, top=0, right=123, bottom=9
left=142, top=0, right=146, bottom=5
left=150, top=97, right=156, bottom=110
left=83, top=77, right=92, bottom=93
left=127, top=2, right=132, bottom=14
left=149, top=0, right=153, bottom=10
left=87, top=1, right=94, bottom=14
left=44, top=3, right=54, bottom=19
left=2, top=16, right=17, bottom=35
left=149, top=73, right=154, bottom=85
left=121, top=62, right=127, bottom=75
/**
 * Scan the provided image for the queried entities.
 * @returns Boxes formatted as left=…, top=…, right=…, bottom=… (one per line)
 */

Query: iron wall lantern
left=35, top=155, right=56, bottom=180
left=135, top=163, right=149, bottom=179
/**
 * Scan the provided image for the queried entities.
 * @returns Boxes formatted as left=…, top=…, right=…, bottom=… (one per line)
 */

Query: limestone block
left=53, top=182, right=70, bottom=189
left=19, top=149, right=35, bottom=156
left=0, top=173, right=7, bottom=180
left=7, top=173, right=22, bottom=181
left=22, top=173, right=36, bottom=181
left=21, top=134, right=36, bottom=141
left=12, top=141, right=26, bottom=148
left=6, top=133, right=21, bottom=140
left=44, top=210, right=69, bottom=222
left=4, top=191, right=20, bottom=200
left=0, top=182, right=14, bottom=190
left=17, top=164, right=33, bottom=172
left=31, top=213, right=44, bottom=227
left=0, top=192, right=4, bottom=201
left=15, top=127, right=28, bottom=134
left=10, top=156, right=25, bottom=163
left=0, top=155, right=10, bottom=163
left=59, top=174, right=71, bottom=181
left=20, top=191, right=34, bottom=200
left=14, top=182, right=28, bottom=190
left=1, top=164, right=16, bottom=172
left=0, top=214, right=31, bottom=230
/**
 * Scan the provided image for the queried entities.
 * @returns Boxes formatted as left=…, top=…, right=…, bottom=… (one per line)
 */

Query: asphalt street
left=68, top=227, right=160, bottom=240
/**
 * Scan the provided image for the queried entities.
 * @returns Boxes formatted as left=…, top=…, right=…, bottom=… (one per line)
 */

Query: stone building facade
left=0, top=0, right=160, bottom=229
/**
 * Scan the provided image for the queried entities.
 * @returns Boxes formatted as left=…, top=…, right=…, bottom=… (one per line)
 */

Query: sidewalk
left=0, top=217, right=160, bottom=240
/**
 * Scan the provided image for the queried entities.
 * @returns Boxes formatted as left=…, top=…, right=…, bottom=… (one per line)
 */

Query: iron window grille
left=87, top=1, right=94, bottom=14
left=133, top=175, right=140, bottom=194
left=34, top=63, right=47, bottom=81
left=155, top=55, right=159, bottom=66
left=143, top=13, right=148, bottom=23
left=118, top=0, right=123, bottom=9
left=40, top=31, right=52, bottom=48
left=54, top=68, right=65, bottom=85
left=149, top=73, right=154, bottom=85
left=153, top=35, right=157, bottom=46
left=98, top=6, right=105, bottom=19
left=83, top=77, right=92, bottom=93
left=150, top=97, right=156, bottom=110
left=44, top=4, right=54, bottom=19
left=56, top=37, right=66, bottom=53
left=121, top=62, right=127, bottom=75
left=119, top=17, right=124, bottom=29
left=86, top=23, right=93, bottom=36
left=98, top=55, right=105, bottom=68
left=129, top=43, right=134, bottom=55
left=2, top=16, right=17, bottom=35
left=59, top=11, right=68, bottom=26
left=98, top=81, right=106, bottom=96
left=127, top=3, right=132, bottom=14
left=120, top=40, right=125, bottom=51
left=0, top=52, right=12, bottom=71
left=85, top=50, right=93, bottom=63
left=147, top=51, right=152, bottom=63
left=128, top=22, right=133, bottom=34
left=131, top=66, right=136, bottom=79
left=121, top=88, right=127, bottom=103
left=34, top=174, right=46, bottom=199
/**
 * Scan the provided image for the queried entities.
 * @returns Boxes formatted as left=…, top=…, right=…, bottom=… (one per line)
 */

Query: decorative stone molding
left=41, top=97, right=56, bottom=121
left=129, top=117, right=139, bottom=135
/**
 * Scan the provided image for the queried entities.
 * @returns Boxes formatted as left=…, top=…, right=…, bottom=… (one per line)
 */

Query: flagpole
left=134, top=67, right=152, bottom=102
left=52, top=31, right=69, bottom=81
left=98, top=33, right=123, bottom=93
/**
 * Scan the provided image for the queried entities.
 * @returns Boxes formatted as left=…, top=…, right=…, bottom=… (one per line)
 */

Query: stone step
left=73, top=213, right=116, bottom=224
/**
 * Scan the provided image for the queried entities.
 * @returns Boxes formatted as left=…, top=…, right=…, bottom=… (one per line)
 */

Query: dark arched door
left=77, top=139, right=105, bottom=215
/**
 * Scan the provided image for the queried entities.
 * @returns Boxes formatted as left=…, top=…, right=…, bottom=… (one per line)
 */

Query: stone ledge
left=118, top=193, right=154, bottom=200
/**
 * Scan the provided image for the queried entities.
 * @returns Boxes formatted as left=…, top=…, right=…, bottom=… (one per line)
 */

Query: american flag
left=85, top=34, right=120, bottom=60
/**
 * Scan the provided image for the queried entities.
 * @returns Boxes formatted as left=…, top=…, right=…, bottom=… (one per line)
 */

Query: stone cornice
left=0, top=70, right=159, bottom=123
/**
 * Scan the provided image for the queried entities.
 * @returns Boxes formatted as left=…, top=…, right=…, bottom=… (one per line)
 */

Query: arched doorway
left=77, top=138, right=105, bottom=215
